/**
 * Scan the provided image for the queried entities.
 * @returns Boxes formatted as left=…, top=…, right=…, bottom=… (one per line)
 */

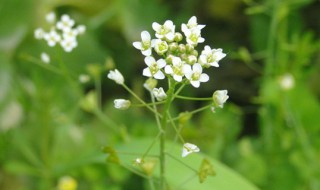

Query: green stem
left=159, top=77, right=176, bottom=190
left=175, top=95, right=212, bottom=101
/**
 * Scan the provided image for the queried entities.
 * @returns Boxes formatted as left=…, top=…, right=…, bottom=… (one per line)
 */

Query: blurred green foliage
left=0, top=0, right=319, bottom=189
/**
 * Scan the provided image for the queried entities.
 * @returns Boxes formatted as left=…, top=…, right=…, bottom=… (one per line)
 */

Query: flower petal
left=133, top=42, right=142, bottom=50
left=143, top=68, right=152, bottom=77
left=200, top=74, right=209, bottom=82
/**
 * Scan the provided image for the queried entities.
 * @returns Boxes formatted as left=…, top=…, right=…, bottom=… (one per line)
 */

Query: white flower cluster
left=133, top=16, right=226, bottom=88
left=34, top=12, right=85, bottom=52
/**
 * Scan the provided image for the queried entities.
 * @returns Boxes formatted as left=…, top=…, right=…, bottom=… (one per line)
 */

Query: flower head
left=181, top=16, right=205, bottom=34
left=184, top=29, right=204, bottom=46
left=43, top=30, right=61, bottom=47
left=56, top=14, right=75, bottom=32
left=183, top=63, right=209, bottom=88
left=152, top=20, right=175, bottom=41
left=199, top=46, right=226, bottom=68
left=133, top=31, right=155, bottom=56
left=152, top=87, right=167, bottom=101
left=154, top=39, right=168, bottom=55
left=212, top=90, right=229, bottom=108
left=165, top=57, right=185, bottom=82
left=60, top=38, right=78, bottom=52
left=107, top=69, right=124, bottom=85
left=182, top=143, right=200, bottom=157
left=114, top=99, right=131, bottom=110
left=34, top=28, right=45, bottom=39
left=45, top=12, right=56, bottom=24
left=279, top=73, right=295, bottom=90
left=143, top=56, right=166, bottom=80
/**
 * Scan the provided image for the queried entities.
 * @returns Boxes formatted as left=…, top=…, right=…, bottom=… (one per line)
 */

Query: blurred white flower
left=199, top=46, right=226, bottom=68
left=143, top=56, right=166, bottom=80
left=152, top=20, right=175, bottom=41
left=133, top=31, right=155, bottom=56
left=40, top=52, right=50, bottom=64
left=56, top=14, right=75, bottom=32
left=212, top=90, right=229, bottom=108
left=60, top=38, right=77, bottom=52
left=44, top=30, right=61, bottom=47
left=183, top=63, right=209, bottom=88
left=107, top=69, right=124, bottom=85
left=114, top=99, right=131, bottom=110
left=279, top=73, right=295, bottom=90
left=45, top=12, right=56, bottom=24
left=76, top=25, right=86, bottom=35
left=152, top=87, right=167, bottom=101
left=34, top=28, right=45, bottom=39
left=79, top=74, right=90, bottom=83
left=182, top=143, right=200, bottom=157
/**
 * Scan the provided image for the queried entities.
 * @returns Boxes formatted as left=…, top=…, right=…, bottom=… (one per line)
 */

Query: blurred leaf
left=113, top=138, right=259, bottom=190
left=198, top=158, right=216, bottom=183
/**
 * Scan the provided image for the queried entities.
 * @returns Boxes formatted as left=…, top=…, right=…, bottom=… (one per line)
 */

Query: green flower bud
left=143, top=78, right=158, bottom=91
left=174, top=32, right=183, bottom=42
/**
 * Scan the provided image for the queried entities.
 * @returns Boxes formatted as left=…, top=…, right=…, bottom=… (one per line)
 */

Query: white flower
left=44, top=30, right=61, bottom=47
left=212, top=90, right=229, bottom=108
left=114, top=99, right=131, bottom=110
left=165, top=57, right=185, bottom=82
left=152, top=20, right=175, bottom=41
left=182, top=143, right=200, bottom=157
left=34, top=28, right=45, bottom=39
left=56, top=14, right=75, bottom=32
left=143, top=56, right=166, bottom=80
left=107, top=69, right=124, bottom=85
left=279, top=73, right=295, bottom=90
left=45, top=12, right=56, bottom=24
left=181, top=16, right=205, bottom=33
left=199, top=46, right=226, bottom=68
left=40, top=52, right=50, bottom=64
left=184, top=29, right=204, bottom=46
left=152, top=87, right=167, bottom=101
left=183, top=63, right=209, bottom=88
left=62, top=28, right=79, bottom=40
left=60, top=38, right=77, bottom=52
left=133, top=31, right=155, bottom=56
left=79, top=74, right=90, bottom=83
left=76, top=25, right=86, bottom=35
left=154, top=39, right=168, bottom=55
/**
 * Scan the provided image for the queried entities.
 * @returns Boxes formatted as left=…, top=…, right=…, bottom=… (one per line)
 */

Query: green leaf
left=113, top=138, right=259, bottom=190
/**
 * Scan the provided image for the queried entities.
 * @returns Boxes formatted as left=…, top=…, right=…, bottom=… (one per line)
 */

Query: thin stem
left=122, top=84, right=161, bottom=117
left=131, top=101, right=165, bottom=107
left=159, top=77, right=176, bottom=190
left=141, top=133, right=161, bottom=159
left=175, top=95, right=212, bottom=101
left=167, top=112, right=185, bottom=144
left=150, top=92, right=164, bottom=132
left=170, top=104, right=212, bottom=122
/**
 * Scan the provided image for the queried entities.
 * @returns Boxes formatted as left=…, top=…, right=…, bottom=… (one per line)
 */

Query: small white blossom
left=152, top=87, right=167, bottom=101
left=40, top=52, right=50, bottom=64
left=79, top=74, right=90, bottom=83
left=143, top=56, right=166, bottom=80
left=114, top=99, right=131, bottom=110
left=34, top=28, right=45, bottom=39
left=44, top=30, right=61, bottom=47
left=154, top=39, right=168, bottom=55
left=60, top=38, right=77, bottom=52
left=182, top=143, right=200, bottom=157
left=165, top=57, right=185, bottom=82
left=183, top=63, right=209, bottom=88
left=134, top=158, right=143, bottom=165
left=76, top=25, right=86, bottom=35
left=181, top=16, right=205, bottom=34
left=56, top=14, right=75, bottom=32
left=212, top=90, right=229, bottom=108
left=184, top=29, right=204, bottom=46
left=199, top=46, right=226, bottom=68
left=107, top=69, right=124, bottom=85
left=152, top=20, right=175, bottom=41
left=279, top=73, right=295, bottom=90
left=62, top=28, right=79, bottom=40
left=45, top=12, right=56, bottom=24
left=133, top=31, right=155, bottom=56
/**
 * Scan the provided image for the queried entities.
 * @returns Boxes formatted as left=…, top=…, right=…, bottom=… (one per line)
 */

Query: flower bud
left=174, top=32, right=183, bottom=42
left=143, top=78, right=158, bottom=91
left=168, top=42, right=178, bottom=52
left=178, top=44, right=186, bottom=53
left=212, top=90, right=229, bottom=108
left=186, top=44, right=194, bottom=53
left=107, top=69, right=124, bottom=85
left=114, top=99, right=131, bottom=110
left=187, top=55, right=197, bottom=65
left=152, top=87, right=167, bottom=101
